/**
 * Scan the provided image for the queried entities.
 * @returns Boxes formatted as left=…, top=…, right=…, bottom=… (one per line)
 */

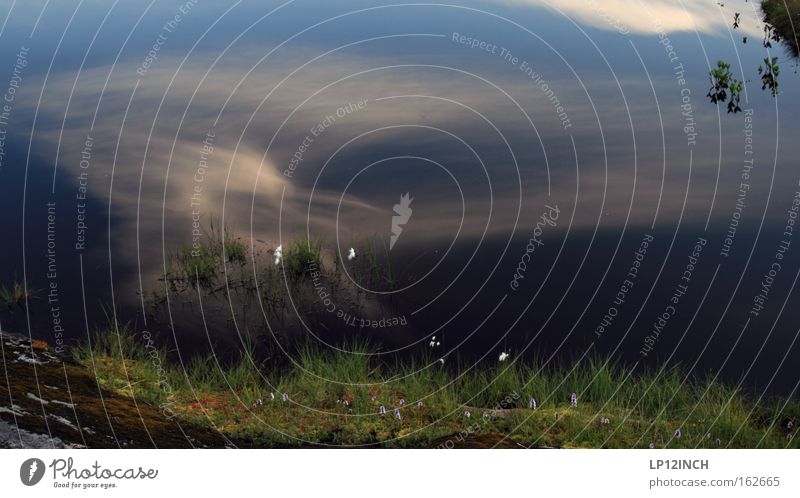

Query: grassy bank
left=72, top=325, right=799, bottom=448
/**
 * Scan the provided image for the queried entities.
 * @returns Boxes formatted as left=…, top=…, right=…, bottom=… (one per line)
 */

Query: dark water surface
left=1, top=0, right=799, bottom=394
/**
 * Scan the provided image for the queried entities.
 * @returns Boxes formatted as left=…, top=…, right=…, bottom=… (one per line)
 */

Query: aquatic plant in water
left=709, top=2, right=797, bottom=113
left=707, top=60, right=744, bottom=114
left=759, top=56, right=781, bottom=96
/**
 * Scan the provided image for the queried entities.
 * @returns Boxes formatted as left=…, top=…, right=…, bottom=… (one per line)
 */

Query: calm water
left=1, top=0, right=799, bottom=393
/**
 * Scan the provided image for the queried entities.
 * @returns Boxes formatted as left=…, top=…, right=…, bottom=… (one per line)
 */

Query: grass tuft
left=0, top=278, right=37, bottom=310
left=165, top=218, right=248, bottom=286
left=282, top=238, right=322, bottom=277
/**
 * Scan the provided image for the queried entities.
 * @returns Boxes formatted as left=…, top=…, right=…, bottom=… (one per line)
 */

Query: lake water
left=1, top=0, right=799, bottom=394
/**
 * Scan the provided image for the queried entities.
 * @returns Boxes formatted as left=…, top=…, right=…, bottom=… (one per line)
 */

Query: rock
left=0, top=331, right=235, bottom=448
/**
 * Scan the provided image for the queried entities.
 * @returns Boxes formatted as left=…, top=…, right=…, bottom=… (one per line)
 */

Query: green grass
left=72, top=325, right=800, bottom=448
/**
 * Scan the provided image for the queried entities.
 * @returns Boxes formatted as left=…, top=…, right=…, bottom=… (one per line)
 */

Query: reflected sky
left=501, top=0, right=766, bottom=35
left=1, top=0, right=800, bottom=392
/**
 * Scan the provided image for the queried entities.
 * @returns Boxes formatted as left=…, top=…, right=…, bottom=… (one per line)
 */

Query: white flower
left=281, top=393, right=289, bottom=402
left=269, top=392, right=275, bottom=401
left=438, top=358, right=445, bottom=365
left=529, top=398, right=537, bottom=409
left=379, top=405, right=386, bottom=415
left=394, top=408, right=401, bottom=420
left=464, top=410, right=471, bottom=418
left=498, top=352, right=509, bottom=362
left=274, top=245, right=283, bottom=265
left=347, top=247, right=356, bottom=260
